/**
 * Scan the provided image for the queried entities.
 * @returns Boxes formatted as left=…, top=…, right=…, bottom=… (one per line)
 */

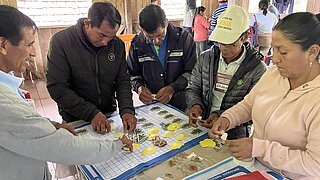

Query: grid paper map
left=77, top=102, right=208, bottom=180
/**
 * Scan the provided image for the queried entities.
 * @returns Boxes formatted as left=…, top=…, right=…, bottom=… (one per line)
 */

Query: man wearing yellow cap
left=186, top=6, right=267, bottom=140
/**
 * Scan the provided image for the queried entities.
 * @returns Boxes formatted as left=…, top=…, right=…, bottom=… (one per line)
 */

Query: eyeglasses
left=214, top=36, right=243, bottom=48
left=144, top=27, right=167, bottom=43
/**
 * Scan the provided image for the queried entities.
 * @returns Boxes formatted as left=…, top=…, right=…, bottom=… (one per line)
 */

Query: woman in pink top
left=192, top=6, right=210, bottom=57
left=209, top=12, right=320, bottom=179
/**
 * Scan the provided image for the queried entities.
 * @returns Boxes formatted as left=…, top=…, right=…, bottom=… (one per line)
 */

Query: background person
left=182, top=0, right=196, bottom=36
left=210, top=12, right=320, bottom=179
left=250, top=0, right=278, bottom=56
left=192, top=6, right=210, bottom=57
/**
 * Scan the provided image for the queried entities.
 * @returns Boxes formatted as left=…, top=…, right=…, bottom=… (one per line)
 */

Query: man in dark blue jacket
left=127, top=4, right=196, bottom=111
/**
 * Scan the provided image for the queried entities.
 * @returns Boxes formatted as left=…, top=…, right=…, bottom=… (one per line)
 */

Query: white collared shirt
left=211, top=46, right=247, bottom=113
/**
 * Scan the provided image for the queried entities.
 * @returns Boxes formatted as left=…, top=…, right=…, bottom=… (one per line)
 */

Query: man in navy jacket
left=127, top=4, right=196, bottom=111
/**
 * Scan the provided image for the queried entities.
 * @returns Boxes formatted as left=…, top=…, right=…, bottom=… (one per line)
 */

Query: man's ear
left=0, top=37, right=8, bottom=55
left=83, top=19, right=91, bottom=29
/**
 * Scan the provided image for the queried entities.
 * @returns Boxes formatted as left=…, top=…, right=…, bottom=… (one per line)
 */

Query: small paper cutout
left=167, top=123, right=181, bottom=131
left=141, top=146, right=157, bottom=155
left=169, top=141, right=184, bottom=150
left=199, top=139, right=216, bottom=148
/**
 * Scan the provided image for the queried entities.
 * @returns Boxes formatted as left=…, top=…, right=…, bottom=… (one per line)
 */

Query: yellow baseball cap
left=209, top=5, right=250, bottom=44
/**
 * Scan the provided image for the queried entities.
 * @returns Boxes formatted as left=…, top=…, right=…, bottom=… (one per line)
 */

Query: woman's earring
left=309, top=61, right=313, bottom=67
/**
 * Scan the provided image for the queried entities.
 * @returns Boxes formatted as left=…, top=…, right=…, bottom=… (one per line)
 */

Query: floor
left=20, top=79, right=63, bottom=123
left=21, top=78, right=143, bottom=179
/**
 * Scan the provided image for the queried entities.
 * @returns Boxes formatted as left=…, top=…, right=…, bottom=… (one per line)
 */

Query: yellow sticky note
left=148, top=127, right=159, bottom=135
left=113, top=132, right=124, bottom=139
left=123, top=143, right=140, bottom=151
left=162, top=131, right=176, bottom=138
left=111, top=125, right=116, bottom=131
left=169, top=141, right=184, bottom=150
left=176, top=133, right=188, bottom=141
left=167, top=123, right=180, bottom=131
left=141, top=146, right=157, bottom=155
left=199, top=139, right=216, bottom=148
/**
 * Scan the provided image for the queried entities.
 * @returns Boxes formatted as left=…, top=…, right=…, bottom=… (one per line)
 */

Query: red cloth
left=225, top=171, right=272, bottom=180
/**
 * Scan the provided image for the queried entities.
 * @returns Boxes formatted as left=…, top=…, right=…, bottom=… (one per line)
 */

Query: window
left=248, top=0, right=307, bottom=14
left=17, top=0, right=91, bottom=27
left=161, top=0, right=201, bottom=20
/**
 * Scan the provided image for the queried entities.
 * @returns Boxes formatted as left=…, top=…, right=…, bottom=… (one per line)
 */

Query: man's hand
left=156, top=86, right=175, bottom=103
left=225, top=138, right=253, bottom=160
left=91, top=112, right=111, bottom=134
left=54, top=123, right=78, bottom=136
left=120, top=135, right=133, bottom=152
left=208, top=117, right=230, bottom=139
left=198, top=112, right=219, bottom=128
left=188, top=105, right=203, bottom=127
left=122, top=113, right=137, bottom=133
left=138, top=86, right=153, bottom=104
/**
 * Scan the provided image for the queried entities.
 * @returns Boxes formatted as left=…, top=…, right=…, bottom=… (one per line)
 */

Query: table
left=65, top=103, right=283, bottom=180
left=69, top=118, right=231, bottom=180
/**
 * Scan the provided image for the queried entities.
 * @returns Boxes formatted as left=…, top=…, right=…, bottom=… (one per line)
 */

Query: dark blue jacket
left=127, top=23, right=196, bottom=111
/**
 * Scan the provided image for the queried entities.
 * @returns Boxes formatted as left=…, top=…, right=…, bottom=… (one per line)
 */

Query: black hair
left=274, top=12, right=320, bottom=54
left=259, top=0, right=269, bottom=16
left=139, top=4, right=167, bottom=33
left=192, top=6, right=206, bottom=27
left=0, top=5, right=37, bottom=46
left=88, top=2, right=121, bottom=29
left=187, top=0, right=196, bottom=10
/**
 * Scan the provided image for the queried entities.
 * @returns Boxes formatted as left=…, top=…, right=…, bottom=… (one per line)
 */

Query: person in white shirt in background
left=0, top=5, right=132, bottom=180
left=183, top=0, right=196, bottom=36
left=267, top=0, right=280, bottom=20
left=250, top=0, right=278, bottom=56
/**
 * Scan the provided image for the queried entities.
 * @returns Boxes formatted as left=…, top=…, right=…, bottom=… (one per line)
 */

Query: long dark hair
left=192, top=6, right=206, bottom=27
left=259, top=0, right=269, bottom=16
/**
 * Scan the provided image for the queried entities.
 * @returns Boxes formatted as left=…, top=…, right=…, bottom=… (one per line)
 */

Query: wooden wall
left=307, top=0, right=320, bottom=14
left=0, top=0, right=17, bottom=7
left=2, top=0, right=320, bottom=79
left=202, top=0, right=219, bottom=17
